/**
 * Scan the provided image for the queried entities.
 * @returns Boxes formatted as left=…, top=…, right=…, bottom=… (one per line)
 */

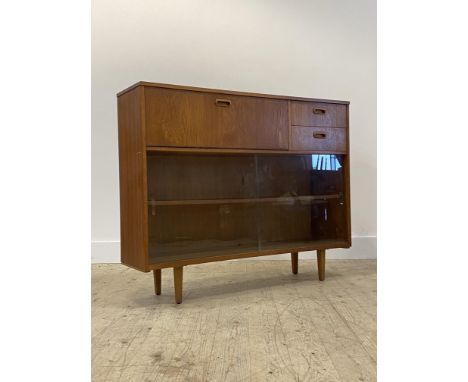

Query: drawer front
left=291, top=126, right=347, bottom=152
left=145, top=87, right=289, bottom=149
left=291, top=101, right=347, bottom=127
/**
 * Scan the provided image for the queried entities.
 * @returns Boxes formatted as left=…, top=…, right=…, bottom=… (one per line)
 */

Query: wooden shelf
left=146, top=146, right=347, bottom=155
left=147, top=194, right=341, bottom=206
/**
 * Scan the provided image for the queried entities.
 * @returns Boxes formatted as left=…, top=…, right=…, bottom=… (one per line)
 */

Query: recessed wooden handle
left=313, top=108, right=326, bottom=115
left=313, top=132, right=327, bottom=139
left=215, top=99, right=231, bottom=107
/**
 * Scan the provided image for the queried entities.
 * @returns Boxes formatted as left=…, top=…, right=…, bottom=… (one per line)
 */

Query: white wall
left=92, top=0, right=376, bottom=262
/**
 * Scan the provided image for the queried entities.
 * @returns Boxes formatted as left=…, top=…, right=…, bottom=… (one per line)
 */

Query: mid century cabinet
left=117, top=82, right=351, bottom=304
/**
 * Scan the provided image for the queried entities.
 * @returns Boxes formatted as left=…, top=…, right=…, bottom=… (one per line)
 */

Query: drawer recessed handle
left=215, top=99, right=231, bottom=107
left=313, top=132, right=327, bottom=139
left=313, top=108, right=326, bottom=115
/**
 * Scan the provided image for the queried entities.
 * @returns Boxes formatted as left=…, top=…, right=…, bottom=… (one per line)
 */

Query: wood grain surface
left=117, top=87, right=148, bottom=271
left=92, top=260, right=376, bottom=381
left=290, top=126, right=347, bottom=153
left=144, top=87, right=288, bottom=150
left=290, top=101, right=347, bottom=127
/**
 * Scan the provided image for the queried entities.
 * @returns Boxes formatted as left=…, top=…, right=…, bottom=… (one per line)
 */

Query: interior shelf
left=147, top=194, right=342, bottom=206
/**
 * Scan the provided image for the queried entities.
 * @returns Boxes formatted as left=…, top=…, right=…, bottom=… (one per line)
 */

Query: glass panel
left=257, top=155, right=313, bottom=197
left=147, top=153, right=347, bottom=264
left=258, top=199, right=313, bottom=250
left=309, top=154, right=344, bottom=196
left=147, top=154, right=256, bottom=201
left=148, top=203, right=258, bottom=263
left=257, top=154, right=344, bottom=197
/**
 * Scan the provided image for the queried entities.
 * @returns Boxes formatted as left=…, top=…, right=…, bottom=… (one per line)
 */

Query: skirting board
left=91, top=236, right=376, bottom=263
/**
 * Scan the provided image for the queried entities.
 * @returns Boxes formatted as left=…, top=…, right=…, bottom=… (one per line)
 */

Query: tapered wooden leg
left=153, top=269, right=161, bottom=295
left=173, top=266, right=183, bottom=304
left=291, top=252, right=298, bottom=274
left=317, top=249, right=326, bottom=281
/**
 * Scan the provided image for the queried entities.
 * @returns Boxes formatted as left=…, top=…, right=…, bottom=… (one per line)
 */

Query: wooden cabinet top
left=117, top=81, right=350, bottom=105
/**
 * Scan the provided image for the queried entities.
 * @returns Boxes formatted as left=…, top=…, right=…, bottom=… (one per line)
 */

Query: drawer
left=290, top=101, right=347, bottom=127
left=145, top=87, right=289, bottom=149
left=291, top=126, right=347, bottom=152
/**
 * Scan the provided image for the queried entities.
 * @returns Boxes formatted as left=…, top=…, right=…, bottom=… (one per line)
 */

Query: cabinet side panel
left=118, top=87, right=148, bottom=271
left=344, top=105, right=352, bottom=245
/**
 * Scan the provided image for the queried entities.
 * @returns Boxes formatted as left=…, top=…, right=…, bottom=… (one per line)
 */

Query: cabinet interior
left=147, top=152, right=347, bottom=264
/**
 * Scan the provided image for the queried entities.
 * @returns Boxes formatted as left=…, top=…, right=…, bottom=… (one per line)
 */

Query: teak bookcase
left=117, top=82, right=351, bottom=303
